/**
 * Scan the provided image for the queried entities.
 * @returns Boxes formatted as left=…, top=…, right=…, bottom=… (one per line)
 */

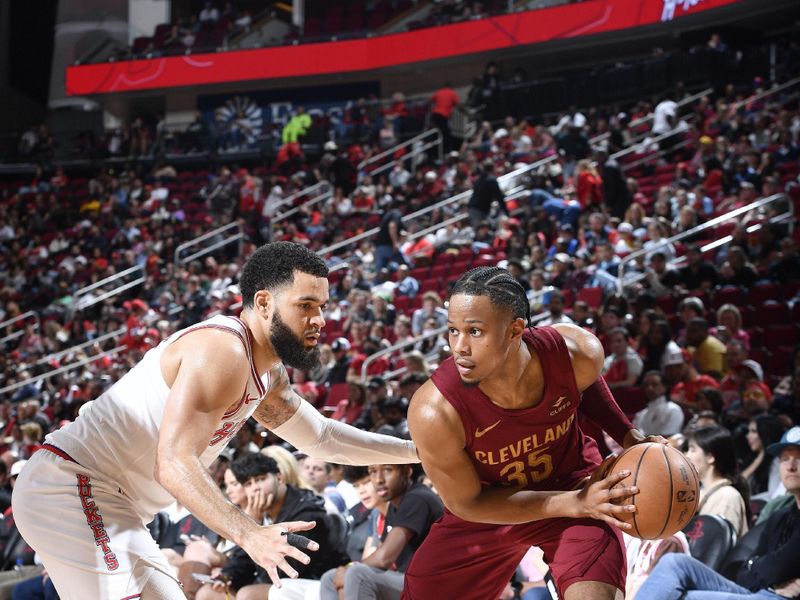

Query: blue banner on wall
left=198, top=81, right=380, bottom=148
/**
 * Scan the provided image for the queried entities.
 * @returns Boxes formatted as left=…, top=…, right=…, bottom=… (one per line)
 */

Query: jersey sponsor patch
left=549, top=394, right=572, bottom=416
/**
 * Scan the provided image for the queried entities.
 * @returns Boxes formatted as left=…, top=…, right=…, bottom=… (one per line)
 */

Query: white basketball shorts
left=12, top=445, right=183, bottom=600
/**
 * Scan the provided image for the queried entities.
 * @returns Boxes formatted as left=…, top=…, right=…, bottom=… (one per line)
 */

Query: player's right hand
left=240, top=521, right=319, bottom=588
left=575, top=468, right=639, bottom=531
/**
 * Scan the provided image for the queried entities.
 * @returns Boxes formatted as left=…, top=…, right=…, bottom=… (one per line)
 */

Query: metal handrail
left=607, top=121, right=693, bottom=165
left=0, top=311, right=40, bottom=346
left=73, top=265, right=143, bottom=298
left=616, top=193, right=791, bottom=294
left=173, top=221, right=242, bottom=265
left=271, top=180, right=332, bottom=214
left=729, top=76, right=800, bottom=112
left=72, top=274, right=148, bottom=312
left=27, top=327, right=127, bottom=371
left=178, top=231, right=245, bottom=265
left=360, top=325, right=447, bottom=383
left=272, top=187, right=334, bottom=223
left=357, top=129, right=443, bottom=180
left=591, top=87, right=712, bottom=147
left=0, top=345, right=127, bottom=398
left=620, top=138, right=694, bottom=174
left=318, top=120, right=625, bottom=260
left=317, top=152, right=557, bottom=258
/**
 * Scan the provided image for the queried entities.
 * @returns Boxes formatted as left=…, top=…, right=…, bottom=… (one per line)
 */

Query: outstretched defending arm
left=254, top=364, right=419, bottom=464
left=155, top=329, right=317, bottom=587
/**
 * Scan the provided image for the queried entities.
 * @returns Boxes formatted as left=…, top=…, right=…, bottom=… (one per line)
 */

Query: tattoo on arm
left=253, top=363, right=301, bottom=428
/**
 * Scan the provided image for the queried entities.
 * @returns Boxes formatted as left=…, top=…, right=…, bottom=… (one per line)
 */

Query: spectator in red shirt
left=431, top=83, right=459, bottom=152
left=665, top=348, right=719, bottom=409
left=347, top=337, right=390, bottom=383
left=330, top=381, right=368, bottom=425
left=575, top=159, right=603, bottom=210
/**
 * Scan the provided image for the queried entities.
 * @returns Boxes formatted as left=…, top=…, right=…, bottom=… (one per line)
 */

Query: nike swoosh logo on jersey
left=475, top=420, right=501, bottom=438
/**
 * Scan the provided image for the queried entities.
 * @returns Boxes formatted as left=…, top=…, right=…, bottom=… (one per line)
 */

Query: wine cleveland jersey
left=431, top=326, right=601, bottom=492
left=46, top=315, right=270, bottom=520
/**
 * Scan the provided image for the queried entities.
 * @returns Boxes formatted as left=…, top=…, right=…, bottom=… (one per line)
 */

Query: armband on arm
left=271, top=401, right=419, bottom=465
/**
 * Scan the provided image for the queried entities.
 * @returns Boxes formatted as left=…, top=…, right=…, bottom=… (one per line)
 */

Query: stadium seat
left=712, top=286, right=744, bottom=309
left=769, top=346, right=795, bottom=377
left=325, top=383, right=349, bottom=409
left=749, top=301, right=789, bottom=328
left=720, top=521, right=767, bottom=580
left=764, top=324, right=799, bottom=347
left=746, top=283, right=780, bottom=305
left=394, top=296, right=411, bottom=311
left=682, top=514, right=737, bottom=571
left=576, top=286, right=603, bottom=309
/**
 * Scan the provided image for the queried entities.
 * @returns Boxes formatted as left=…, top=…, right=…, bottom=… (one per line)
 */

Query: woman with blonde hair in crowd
left=715, top=303, right=750, bottom=351
left=403, top=349, right=431, bottom=376
left=260, top=444, right=315, bottom=492
left=623, top=202, right=647, bottom=237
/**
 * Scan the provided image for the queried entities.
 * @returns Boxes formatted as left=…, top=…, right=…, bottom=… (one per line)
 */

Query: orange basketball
left=609, top=442, right=700, bottom=540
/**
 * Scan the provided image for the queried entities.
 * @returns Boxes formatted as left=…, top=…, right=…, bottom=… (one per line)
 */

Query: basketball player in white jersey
left=12, top=242, right=419, bottom=600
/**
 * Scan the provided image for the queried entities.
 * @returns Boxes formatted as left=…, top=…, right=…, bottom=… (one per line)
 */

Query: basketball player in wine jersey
left=12, top=242, right=418, bottom=600
left=404, top=267, right=664, bottom=600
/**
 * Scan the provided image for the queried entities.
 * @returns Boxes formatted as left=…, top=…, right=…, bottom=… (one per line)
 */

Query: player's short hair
left=450, top=267, right=530, bottom=323
left=239, top=242, right=328, bottom=308
left=231, top=452, right=280, bottom=483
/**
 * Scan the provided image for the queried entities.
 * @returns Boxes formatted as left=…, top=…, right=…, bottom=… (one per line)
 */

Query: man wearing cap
left=326, top=338, right=353, bottom=385
left=637, top=426, right=800, bottom=599
left=644, top=251, right=682, bottom=296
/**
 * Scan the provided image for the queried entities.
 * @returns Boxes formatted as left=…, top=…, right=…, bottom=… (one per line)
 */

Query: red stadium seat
left=576, top=286, right=603, bottom=309
left=746, top=283, right=780, bottom=305
left=749, top=301, right=789, bottom=328
left=764, top=324, right=799, bottom=347
left=712, top=286, right=745, bottom=309
left=325, top=383, right=349, bottom=408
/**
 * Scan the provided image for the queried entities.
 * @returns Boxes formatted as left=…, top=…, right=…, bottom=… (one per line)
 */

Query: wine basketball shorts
left=402, top=510, right=626, bottom=600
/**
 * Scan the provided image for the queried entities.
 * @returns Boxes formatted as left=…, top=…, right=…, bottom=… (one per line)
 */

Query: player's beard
left=269, top=308, right=321, bottom=371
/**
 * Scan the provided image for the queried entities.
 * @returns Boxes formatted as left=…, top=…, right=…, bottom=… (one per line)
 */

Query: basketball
left=609, top=442, right=700, bottom=540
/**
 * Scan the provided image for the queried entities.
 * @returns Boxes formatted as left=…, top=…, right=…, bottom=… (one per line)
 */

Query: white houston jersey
left=46, top=314, right=271, bottom=520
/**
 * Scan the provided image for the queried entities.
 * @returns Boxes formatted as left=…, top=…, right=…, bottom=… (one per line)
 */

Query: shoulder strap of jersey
left=524, top=326, right=576, bottom=393
left=431, top=358, right=478, bottom=447
left=168, top=315, right=266, bottom=397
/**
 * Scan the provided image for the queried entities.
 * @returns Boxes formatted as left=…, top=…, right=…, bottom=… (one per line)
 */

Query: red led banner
left=66, top=0, right=741, bottom=95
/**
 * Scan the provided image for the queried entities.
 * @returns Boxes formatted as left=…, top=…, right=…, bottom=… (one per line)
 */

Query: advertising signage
left=66, top=0, right=741, bottom=96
